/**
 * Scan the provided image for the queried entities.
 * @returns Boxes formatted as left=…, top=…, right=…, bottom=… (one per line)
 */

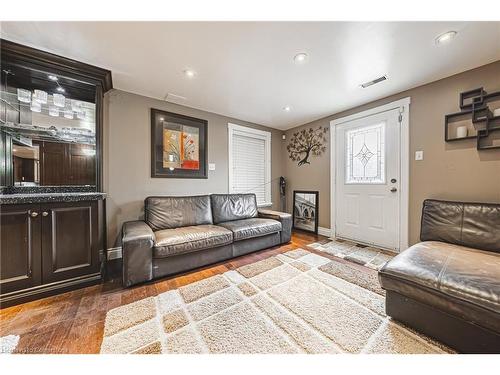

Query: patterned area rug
left=308, top=239, right=395, bottom=270
left=100, top=249, right=452, bottom=354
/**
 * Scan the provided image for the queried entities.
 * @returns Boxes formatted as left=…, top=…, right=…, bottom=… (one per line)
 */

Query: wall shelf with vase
left=445, top=87, right=500, bottom=150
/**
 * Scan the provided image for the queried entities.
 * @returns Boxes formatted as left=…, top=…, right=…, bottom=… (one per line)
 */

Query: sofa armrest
left=258, top=209, right=292, bottom=243
left=122, top=220, right=155, bottom=287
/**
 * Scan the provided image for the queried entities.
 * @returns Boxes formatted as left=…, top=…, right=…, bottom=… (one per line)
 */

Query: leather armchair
left=379, top=199, right=500, bottom=353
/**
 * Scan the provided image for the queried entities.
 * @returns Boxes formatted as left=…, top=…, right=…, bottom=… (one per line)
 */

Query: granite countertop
left=0, top=192, right=107, bottom=204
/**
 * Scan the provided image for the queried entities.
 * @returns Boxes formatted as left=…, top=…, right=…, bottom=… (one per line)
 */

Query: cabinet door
left=0, top=204, right=42, bottom=294
left=41, top=201, right=100, bottom=284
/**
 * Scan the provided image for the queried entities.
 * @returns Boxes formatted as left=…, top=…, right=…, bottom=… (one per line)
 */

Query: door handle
left=42, top=211, right=49, bottom=217
left=30, top=211, right=39, bottom=217
left=390, top=187, right=397, bottom=193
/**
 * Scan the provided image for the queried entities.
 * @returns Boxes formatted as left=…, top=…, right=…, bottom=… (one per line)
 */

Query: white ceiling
left=2, top=22, right=499, bottom=130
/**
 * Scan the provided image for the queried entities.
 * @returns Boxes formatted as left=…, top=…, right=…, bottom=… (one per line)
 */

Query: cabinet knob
left=42, top=211, right=49, bottom=217
left=30, top=211, right=39, bottom=217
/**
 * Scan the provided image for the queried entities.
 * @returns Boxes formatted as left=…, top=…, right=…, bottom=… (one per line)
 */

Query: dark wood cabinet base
left=0, top=199, right=105, bottom=307
left=0, top=273, right=101, bottom=308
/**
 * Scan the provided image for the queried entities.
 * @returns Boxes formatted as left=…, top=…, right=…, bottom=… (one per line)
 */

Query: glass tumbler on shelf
left=17, top=88, right=31, bottom=103
left=77, top=110, right=87, bottom=120
left=52, top=93, right=65, bottom=108
left=64, top=106, right=74, bottom=119
left=71, top=99, right=83, bottom=113
left=49, top=105, right=59, bottom=117
left=33, top=89, right=48, bottom=104
left=30, top=100, right=42, bottom=113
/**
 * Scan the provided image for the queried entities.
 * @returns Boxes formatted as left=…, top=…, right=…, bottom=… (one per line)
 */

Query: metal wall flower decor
left=287, top=126, right=328, bottom=166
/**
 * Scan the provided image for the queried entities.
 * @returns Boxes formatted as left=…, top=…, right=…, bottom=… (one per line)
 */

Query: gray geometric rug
left=100, top=249, right=452, bottom=354
left=308, top=239, right=395, bottom=270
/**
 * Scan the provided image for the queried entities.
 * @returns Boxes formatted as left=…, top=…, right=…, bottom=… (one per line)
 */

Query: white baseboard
left=317, top=226, right=332, bottom=238
left=107, top=247, right=122, bottom=260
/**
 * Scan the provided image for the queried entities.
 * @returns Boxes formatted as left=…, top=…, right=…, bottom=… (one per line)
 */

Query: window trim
left=228, top=123, right=272, bottom=207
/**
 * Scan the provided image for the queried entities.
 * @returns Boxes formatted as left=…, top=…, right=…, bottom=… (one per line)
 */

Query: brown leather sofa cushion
left=379, top=241, right=500, bottom=332
left=153, top=224, right=233, bottom=258
left=145, top=195, right=213, bottom=231
left=218, top=218, right=282, bottom=241
left=210, top=194, right=258, bottom=224
left=421, top=199, right=500, bottom=253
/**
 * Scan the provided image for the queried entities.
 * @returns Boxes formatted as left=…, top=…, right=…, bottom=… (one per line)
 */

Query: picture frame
left=151, top=108, right=208, bottom=178
left=292, top=190, right=319, bottom=234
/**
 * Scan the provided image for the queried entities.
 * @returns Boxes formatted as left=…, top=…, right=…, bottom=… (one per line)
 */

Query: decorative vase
left=457, top=126, right=468, bottom=139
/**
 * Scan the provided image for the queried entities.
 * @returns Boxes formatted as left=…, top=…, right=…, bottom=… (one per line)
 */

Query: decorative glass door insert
left=345, top=122, right=385, bottom=184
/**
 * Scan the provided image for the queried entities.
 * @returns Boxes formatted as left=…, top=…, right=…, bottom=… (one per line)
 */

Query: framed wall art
left=151, top=109, right=208, bottom=178
left=292, top=190, right=319, bottom=234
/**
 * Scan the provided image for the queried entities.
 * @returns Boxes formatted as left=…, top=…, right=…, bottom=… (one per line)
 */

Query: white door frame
left=329, top=97, right=411, bottom=252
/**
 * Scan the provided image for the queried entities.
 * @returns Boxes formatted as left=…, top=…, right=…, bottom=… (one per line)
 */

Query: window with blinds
left=228, top=123, right=272, bottom=206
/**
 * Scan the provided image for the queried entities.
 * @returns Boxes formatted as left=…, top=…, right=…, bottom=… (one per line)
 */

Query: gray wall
left=103, top=90, right=285, bottom=247
left=284, top=60, right=500, bottom=246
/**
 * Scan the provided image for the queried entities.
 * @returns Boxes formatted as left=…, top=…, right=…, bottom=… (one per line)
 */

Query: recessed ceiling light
left=435, top=31, right=457, bottom=45
left=56, top=87, right=65, bottom=93
left=293, top=53, right=308, bottom=64
left=48, top=75, right=58, bottom=81
left=183, top=69, right=196, bottom=78
left=283, top=106, right=291, bottom=112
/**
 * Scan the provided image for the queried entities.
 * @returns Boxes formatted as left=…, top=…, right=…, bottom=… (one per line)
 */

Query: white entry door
left=335, top=108, right=401, bottom=251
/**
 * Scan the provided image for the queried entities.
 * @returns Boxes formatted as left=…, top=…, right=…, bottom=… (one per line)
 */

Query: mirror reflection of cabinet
left=37, top=141, right=95, bottom=186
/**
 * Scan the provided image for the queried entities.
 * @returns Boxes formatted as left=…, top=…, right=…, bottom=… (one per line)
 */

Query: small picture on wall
left=151, top=109, right=208, bottom=178
left=292, top=190, right=319, bottom=234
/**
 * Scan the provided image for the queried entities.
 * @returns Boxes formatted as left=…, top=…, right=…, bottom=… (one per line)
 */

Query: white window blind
left=228, top=124, right=272, bottom=207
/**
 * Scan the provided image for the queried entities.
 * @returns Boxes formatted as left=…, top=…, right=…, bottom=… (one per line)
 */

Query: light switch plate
left=209, top=163, right=216, bottom=171
left=415, top=151, right=424, bottom=161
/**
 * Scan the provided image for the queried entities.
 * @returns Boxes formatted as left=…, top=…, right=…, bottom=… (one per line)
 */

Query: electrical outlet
left=209, top=163, right=216, bottom=171
left=415, top=151, right=424, bottom=161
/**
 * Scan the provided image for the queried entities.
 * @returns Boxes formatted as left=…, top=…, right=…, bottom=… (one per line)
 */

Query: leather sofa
left=379, top=199, right=500, bottom=353
left=121, top=193, right=291, bottom=287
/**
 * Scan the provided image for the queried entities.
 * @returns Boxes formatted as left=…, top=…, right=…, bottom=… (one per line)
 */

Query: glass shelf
left=1, top=90, right=96, bottom=145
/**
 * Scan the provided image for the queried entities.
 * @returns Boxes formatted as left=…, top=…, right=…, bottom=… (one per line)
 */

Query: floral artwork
left=163, top=125, right=200, bottom=170
left=151, top=109, right=207, bottom=179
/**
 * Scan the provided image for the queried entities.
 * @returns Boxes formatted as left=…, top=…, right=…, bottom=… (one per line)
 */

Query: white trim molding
left=228, top=123, right=272, bottom=206
left=330, top=97, right=411, bottom=252
left=317, top=226, right=332, bottom=238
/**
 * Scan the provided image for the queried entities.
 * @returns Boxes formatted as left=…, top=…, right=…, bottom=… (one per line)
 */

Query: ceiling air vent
left=164, top=93, right=187, bottom=102
left=360, top=75, right=387, bottom=88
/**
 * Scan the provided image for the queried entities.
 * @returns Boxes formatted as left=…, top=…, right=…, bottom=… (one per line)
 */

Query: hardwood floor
left=0, top=231, right=374, bottom=354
